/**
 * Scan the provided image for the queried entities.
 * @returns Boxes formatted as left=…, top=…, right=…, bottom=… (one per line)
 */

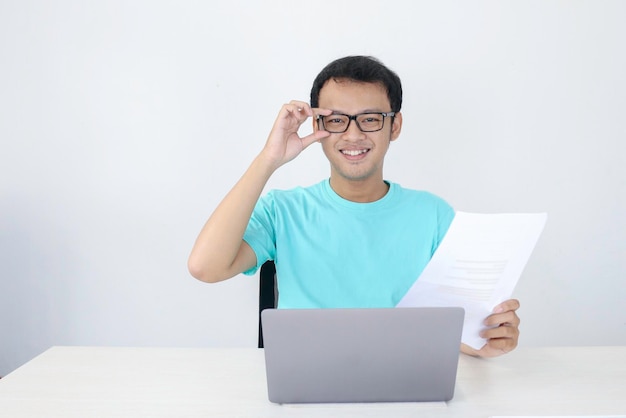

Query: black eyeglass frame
left=316, top=112, right=396, bottom=133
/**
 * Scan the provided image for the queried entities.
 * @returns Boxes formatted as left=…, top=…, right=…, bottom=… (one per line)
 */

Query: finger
left=286, top=101, right=316, bottom=118
left=481, top=323, right=519, bottom=340
left=282, top=105, right=309, bottom=124
left=482, top=330, right=519, bottom=355
left=493, top=298, right=520, bottom=314
left=484, top=310, right=520, bottom=327
left=299, top=130, right=330, bottom=149
left=279, top=102, right=311, bottom=127
left=312, top=107, right=333, bottom=117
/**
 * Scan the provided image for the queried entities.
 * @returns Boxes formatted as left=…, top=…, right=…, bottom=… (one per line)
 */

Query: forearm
left=188, top=154, right=277, bottom=283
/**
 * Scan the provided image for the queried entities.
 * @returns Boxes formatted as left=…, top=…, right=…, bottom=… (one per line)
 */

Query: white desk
left=0, top=346, right=624, bottom=417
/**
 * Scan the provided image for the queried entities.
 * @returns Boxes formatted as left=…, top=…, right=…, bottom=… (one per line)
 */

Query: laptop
left=261, top=306, right=464, bottom=404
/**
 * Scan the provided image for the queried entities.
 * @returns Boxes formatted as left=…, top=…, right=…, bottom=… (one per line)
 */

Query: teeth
left=342, top=149, right=368, bottom=156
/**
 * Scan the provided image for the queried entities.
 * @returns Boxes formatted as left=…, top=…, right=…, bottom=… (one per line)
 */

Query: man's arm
left=187, top=101, right=330, bottom=283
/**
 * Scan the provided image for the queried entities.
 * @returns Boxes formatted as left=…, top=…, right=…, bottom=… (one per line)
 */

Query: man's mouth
left=341, top=148, right=370, bottom=157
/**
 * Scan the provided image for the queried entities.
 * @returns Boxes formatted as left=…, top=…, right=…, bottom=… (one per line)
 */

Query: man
left=188, top=55, right=520, bottom=357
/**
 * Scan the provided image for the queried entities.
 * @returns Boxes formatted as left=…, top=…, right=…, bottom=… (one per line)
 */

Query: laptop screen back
left=261, top=307, right=464, bottom=403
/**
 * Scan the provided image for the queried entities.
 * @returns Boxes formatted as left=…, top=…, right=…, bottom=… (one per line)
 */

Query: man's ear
left=390, top=111, right=402, bottom=142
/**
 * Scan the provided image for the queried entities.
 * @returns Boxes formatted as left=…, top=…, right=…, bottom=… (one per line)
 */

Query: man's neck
left=329, top=177, right=390, bottom=203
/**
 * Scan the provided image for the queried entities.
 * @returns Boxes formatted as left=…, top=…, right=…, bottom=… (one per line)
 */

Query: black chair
left=258, top=260, right=277, bottom=348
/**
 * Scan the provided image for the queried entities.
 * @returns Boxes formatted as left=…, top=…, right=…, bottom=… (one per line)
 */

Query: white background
left=1, top=0, right=625, bottom=376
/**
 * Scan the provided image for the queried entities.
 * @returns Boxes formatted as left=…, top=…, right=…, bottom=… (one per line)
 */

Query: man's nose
left=343, top=118, right=365, bottom=139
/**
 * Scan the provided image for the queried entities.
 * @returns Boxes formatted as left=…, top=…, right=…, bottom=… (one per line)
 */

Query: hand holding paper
left=397, top=211, right=547, bottom=350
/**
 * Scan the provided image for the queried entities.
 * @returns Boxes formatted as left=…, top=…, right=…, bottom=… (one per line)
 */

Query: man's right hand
left=261, top=100, right=332, bottom=169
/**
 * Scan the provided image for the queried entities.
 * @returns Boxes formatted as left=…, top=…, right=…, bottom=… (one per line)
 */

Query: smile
left=341, top=149, right=370, bottom=156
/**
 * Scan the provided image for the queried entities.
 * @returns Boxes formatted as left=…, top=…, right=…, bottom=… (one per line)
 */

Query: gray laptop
left=261, top=307, right=464, bottom=404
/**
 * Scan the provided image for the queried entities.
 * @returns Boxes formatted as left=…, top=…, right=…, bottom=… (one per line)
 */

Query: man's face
left=314, top=79, right=402, bottom=186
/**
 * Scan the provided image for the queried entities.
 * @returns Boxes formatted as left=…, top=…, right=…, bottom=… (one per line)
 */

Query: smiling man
left=188, top=56, right=520, bottom=357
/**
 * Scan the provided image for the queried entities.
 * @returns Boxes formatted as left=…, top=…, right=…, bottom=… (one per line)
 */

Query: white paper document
left=397, top=211, right=547, bottom=349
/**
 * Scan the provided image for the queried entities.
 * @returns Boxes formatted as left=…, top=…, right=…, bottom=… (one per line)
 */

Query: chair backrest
left=258, top=260, right=277, bottom=348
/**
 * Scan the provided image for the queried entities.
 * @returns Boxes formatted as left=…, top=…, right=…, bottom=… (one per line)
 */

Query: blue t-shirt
left=243, top=179, right=455, bottom=308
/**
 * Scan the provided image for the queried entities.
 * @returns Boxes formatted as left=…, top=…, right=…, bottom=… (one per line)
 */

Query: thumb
left=300, top=130, right=330, bottom=149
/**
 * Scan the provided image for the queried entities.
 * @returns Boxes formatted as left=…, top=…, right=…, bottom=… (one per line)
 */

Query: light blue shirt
left=243, top=179, right=455, bottom=308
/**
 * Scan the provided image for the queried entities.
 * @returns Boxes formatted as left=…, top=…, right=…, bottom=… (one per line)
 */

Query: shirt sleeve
left=242, top=192, right=277, bottom=276
left=432, top=198, right=456, bottom=256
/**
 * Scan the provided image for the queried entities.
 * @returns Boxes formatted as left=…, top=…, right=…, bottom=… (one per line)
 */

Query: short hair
left=310, top=56, right=403, bottom=112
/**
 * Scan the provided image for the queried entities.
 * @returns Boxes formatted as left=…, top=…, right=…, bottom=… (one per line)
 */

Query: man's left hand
left=461, top=299, right=521, bottom=358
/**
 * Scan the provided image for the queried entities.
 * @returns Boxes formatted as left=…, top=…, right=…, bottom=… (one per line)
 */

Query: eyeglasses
left=316, top=112, right=396, bottom=133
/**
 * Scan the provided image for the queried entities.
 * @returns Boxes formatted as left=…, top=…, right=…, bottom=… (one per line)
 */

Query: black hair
left=310, top=55, right=403, bottom=112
